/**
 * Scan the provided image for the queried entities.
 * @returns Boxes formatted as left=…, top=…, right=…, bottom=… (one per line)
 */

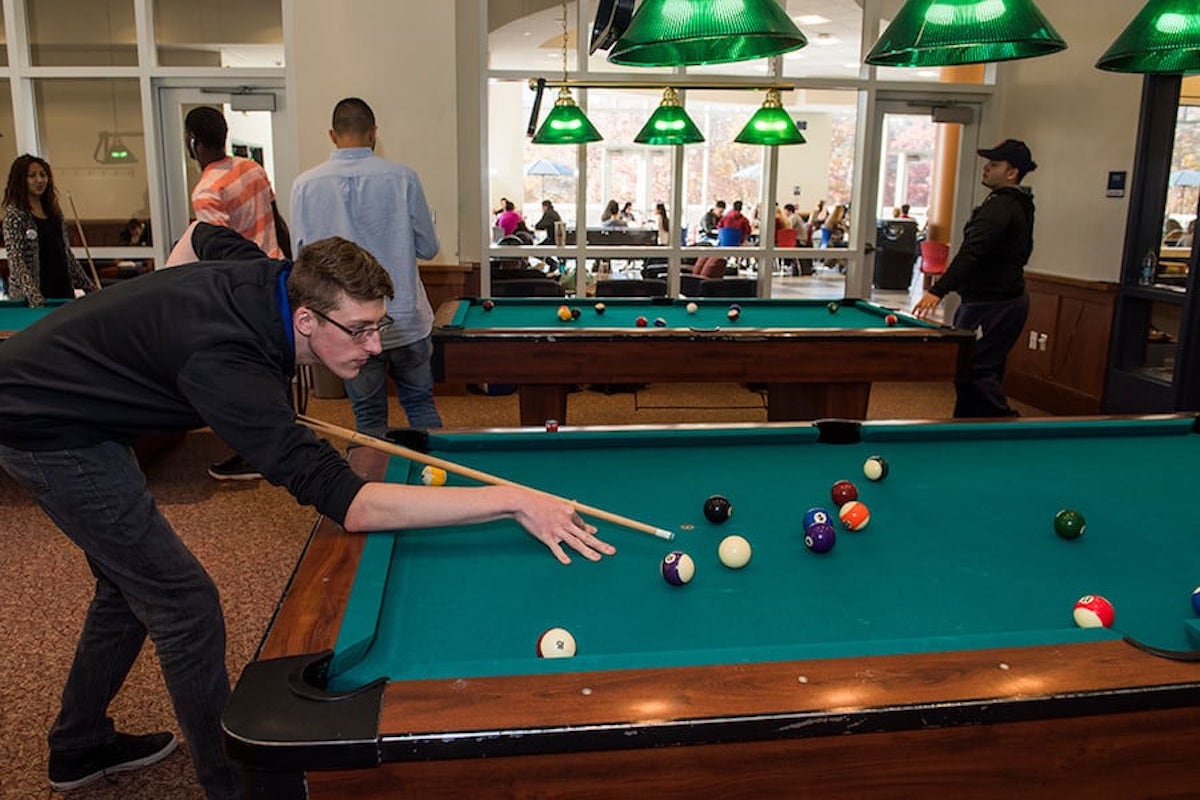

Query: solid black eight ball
left=703, top=494, right=733, bottom=523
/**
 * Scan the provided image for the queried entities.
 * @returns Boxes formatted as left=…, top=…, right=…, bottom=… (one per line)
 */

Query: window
left=154, top=0, right=284, bottom=67
left=26, top=0, right=137, bottom=67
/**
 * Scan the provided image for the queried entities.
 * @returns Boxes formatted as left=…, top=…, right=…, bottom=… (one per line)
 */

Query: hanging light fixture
left=608, top=0, right=807, bottom=67
left=735, top=89, right=805, bottom=146
left=532, top=3, right=603, bottom=145
left=864, top=0, right=1066, bottom=68
left=634, top=88, right=705, bottom=145
left=1097, top=0, right=1200, bottom=74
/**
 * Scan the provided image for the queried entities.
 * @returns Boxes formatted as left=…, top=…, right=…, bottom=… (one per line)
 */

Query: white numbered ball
left=537, top=627, right=577, bottom=658
left=718, top=535, right=752, bottom=569
left=686, top=302, right=698, bottom=314
left=863, top=455, right=889, bottom=481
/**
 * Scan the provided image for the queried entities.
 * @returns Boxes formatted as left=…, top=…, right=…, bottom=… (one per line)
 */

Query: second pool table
left=432, top=297, right=974, bottom=425
left=0, top=297, right=71, bottom=339
left=225, top=416, right=1200, bottom=799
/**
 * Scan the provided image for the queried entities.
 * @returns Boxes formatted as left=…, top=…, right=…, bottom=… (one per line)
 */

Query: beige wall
left=993, top=0, right=1146, bottom=282
left=288, top=0, right=460, bottom=264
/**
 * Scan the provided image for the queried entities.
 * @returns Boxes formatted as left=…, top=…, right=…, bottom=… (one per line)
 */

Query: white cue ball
left=537, top=627, right=577, bottom=658
left=686, top=302, right=698, bottom=314
left=718, top=535, right=752, bottom=569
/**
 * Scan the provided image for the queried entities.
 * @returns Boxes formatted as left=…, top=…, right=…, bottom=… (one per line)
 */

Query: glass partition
left=26, top=0, right=137, bottom=66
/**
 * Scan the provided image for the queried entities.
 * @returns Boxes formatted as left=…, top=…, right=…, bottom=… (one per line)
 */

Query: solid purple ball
left=804, top=523, right=836, bottom=554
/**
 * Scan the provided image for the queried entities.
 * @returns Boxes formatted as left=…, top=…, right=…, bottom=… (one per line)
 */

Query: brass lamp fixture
left=735, top=89, right=805, bottom=146
left=865, top=0, right=1066, bottom=67
left=608, top=0, right=807, bottom=67
left=634, top=88, right=705, bottom=145
left=1097, top=0, right=1200, bottom=74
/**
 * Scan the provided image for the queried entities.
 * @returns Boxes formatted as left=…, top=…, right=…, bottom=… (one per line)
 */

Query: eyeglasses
left=309, top=307, right=394, bottom=343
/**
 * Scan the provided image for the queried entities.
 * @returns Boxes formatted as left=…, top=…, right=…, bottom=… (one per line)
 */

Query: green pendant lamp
left=532, top=88, right=604, bottom=145
left=1097, top=0, right=1200, bottom=74
left=634, top=88, right=705, bottom=145
left=865, top=0, right=1066, bottom=68
left=735, top=89, right=805, bottom=146
left=608, top=0, right=808, bottom=67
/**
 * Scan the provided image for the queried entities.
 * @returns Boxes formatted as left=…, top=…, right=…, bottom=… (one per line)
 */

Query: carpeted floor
left=0, top=382, right=1043, bottom=800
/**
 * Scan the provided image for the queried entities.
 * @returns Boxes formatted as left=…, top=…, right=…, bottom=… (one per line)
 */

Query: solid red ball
left=885, top=313, right=899, bottom=326
left=831, top=479, right=858, bottom=506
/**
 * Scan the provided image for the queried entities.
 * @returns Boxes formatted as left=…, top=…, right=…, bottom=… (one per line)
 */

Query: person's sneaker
left=207, top=453, right=263, bottom=481
left=49, top=731, right=178, bottom=791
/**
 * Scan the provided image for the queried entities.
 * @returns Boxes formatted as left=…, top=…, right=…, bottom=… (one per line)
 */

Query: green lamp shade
left=532, top=90, right=604, bottom=145
left=635, top=89, right=705, bottom=145
left=1097, top=0, right=1200, bottom=74
left=735, top=89, right=805, bottom=146
left=609, top=0, right=808, bottom=67
left=865, top=0, right=1067, bottom=67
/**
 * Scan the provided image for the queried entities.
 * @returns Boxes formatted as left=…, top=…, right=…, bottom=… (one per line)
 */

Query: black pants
left=952, top=292, right=1030, bottom=418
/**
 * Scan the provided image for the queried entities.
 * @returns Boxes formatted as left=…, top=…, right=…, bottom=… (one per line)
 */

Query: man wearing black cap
left=913, top=138, right=1037, bottom=417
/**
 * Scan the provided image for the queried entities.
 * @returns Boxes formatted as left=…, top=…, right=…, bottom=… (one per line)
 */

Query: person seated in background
left=717, top=200, right=752, bottom=244
left=495, top=200, right=521, bottom=236
left=620, top=201, right=637, bottom=225
left=511, top=218, right=536, bottom=245
left=119, top=217, right=149, bottom=246
left=600, top=199, right=623, bottom=229
left=700, top=200, right=726, bottom=242
left=534, top=199, right=562, bottom=245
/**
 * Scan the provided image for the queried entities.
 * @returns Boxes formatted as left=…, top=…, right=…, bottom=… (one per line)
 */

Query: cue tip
left=655, top=528, right=675, bottom=541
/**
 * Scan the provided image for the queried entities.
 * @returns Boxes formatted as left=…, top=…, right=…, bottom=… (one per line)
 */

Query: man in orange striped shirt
left=185, top=106, right=292, bottom=481
left=185, top=106, right=289, bottom=260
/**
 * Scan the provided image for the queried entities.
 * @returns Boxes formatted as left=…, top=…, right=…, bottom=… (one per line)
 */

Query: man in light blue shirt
left=291, top=97, right=443, bottom=433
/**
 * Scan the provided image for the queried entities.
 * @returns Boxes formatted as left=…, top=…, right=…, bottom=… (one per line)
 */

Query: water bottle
left=1139, top=250, right=1156, bottom=286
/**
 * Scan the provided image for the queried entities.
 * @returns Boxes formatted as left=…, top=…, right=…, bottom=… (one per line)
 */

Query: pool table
left=431, top=297, right=974, bottom=426
left=0, top=297, right=71, bottom=339
left=224, top=417, right=1200, bottom=798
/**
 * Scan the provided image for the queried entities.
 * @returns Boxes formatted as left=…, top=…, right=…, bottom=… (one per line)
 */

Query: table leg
left=517, top=385, right=570, bottom=427
left=766, top=382, right=871, bottom=421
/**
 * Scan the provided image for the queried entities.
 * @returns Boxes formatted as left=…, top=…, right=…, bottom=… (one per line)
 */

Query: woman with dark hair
left=655, top=202, right=670, bottom=245
left=2, top=154, right=96, bottom=307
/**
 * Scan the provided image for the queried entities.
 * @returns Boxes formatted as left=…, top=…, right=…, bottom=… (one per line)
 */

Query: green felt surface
left=330, top=418, right=1200, bottom=690
left=449, top=297, right=932, bottom=332
left=0, top=298, right=71, bottom=335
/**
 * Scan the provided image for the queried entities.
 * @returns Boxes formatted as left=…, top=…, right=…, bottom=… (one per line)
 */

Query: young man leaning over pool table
left=0, top=222, right=615, bottom=799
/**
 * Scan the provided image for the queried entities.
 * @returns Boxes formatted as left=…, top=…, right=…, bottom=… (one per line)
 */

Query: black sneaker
left=49, top=731, right=178, bottom=791
left=207, top=453, right=263, bottom=481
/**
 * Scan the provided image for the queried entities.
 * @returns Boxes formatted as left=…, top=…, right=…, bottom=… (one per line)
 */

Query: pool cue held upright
left=297, top=414, right=675, bottom=542
left=67, top=194, right=103, bottom=291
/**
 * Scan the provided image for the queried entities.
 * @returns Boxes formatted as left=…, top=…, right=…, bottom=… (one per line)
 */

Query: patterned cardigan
left=2, top=204, right=96, bottom=307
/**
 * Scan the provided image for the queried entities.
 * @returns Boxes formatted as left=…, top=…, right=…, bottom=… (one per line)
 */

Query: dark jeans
left=951, top=292, right=1031, bottom=418
left=345, top=334, right=443, bottom=435
left=0, top=440, right=241, bottom=799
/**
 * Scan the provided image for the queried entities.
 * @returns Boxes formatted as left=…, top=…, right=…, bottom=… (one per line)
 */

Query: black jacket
left=0, top=223, right=364, bottom=524
left=932, top=185, right=1035, bottom=303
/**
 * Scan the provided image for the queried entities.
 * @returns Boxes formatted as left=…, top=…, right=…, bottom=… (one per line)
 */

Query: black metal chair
left=594, top=278, right=668, bottom=298
left=488, top=278, right=565, bottom=297
left=698, top=278, right=758, bottom=297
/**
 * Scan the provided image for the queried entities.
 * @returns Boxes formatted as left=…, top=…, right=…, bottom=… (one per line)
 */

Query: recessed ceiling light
left=916, top=70, right=939, bottom=78
left=795, top=15, right=830, bottom=26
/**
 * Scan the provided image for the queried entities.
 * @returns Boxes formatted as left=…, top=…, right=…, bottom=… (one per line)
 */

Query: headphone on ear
left=187, top=136, right=198, bottom=159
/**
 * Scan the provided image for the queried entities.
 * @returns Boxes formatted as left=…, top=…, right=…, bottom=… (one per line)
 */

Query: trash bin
left=874, top=219, right=918, bottom=290
left=311, top=363, right=347, bottom=398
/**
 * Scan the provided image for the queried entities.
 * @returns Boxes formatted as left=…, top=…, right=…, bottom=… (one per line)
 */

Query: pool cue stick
left=298, top=414, right=675, bottom=542
left=66, top=194, right=103, bottom=291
